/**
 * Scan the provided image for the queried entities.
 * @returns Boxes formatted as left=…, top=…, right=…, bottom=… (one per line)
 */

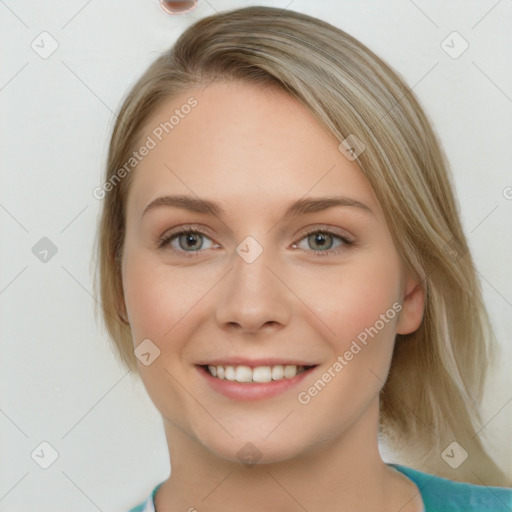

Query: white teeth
left=284, top=365, right=297, bottom=378
left=253, top=366, right=272, bottom=383
left=235, top=365, right=253, bottom=383
left=271, top=365, right=284, bottom=380
left=225, top=365, right=236, bottom=381
left=206, top=364, right=308, bottom=382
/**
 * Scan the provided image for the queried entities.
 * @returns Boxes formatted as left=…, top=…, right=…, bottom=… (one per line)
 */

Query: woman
left=93, top=6, right=512, bottom=511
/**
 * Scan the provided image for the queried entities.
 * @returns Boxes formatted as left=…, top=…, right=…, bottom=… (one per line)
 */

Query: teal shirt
left=128, top=464, right=512, bottom=511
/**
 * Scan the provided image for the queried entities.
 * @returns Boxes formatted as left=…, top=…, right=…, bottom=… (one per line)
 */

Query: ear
left=396, top=273, right=425, bottom=335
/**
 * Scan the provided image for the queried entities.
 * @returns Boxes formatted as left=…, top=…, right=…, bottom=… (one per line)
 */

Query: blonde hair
left=92, top=5, right=508, bottom=485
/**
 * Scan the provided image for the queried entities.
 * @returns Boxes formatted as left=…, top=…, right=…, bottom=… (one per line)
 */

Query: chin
left=196, top=431, right=309, bottom=467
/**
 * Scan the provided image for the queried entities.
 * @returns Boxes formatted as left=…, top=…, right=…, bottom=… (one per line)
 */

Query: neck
left=155, top=400, right=421, bottom=512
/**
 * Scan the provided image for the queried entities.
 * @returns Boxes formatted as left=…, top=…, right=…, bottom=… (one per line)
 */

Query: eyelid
left=157, top=223, right=355, bottom=256
left=298, top=224, right=355, bottom=244
left=157, top=224, right=218, bottom=251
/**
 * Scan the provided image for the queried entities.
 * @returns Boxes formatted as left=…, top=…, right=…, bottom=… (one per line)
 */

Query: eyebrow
left=142, top=194, right=374, bottom=219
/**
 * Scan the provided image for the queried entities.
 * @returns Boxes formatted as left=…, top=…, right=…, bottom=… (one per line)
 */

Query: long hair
left=92, top=5, right=508, bottom=485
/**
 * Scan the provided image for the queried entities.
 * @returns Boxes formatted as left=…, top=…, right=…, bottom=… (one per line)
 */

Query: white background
left=1, top=0, right=511, bottom=510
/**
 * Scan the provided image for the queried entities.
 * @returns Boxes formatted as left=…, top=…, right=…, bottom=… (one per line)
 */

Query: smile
left=204, top=364, right=311, bottom=383
left=196, top=363, right=318, bottom=401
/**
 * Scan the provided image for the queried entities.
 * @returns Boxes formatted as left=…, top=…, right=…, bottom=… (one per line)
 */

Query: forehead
left=125, top=80, right=380, bottom=219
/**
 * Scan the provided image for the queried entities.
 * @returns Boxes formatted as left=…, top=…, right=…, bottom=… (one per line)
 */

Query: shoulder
left=391, top=464, right=512, bottom=512
left=127, top=482, right=164, bottom=512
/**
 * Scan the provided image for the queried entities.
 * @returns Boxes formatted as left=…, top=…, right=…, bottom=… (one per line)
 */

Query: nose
left=214, top=244, right=294, bottom=335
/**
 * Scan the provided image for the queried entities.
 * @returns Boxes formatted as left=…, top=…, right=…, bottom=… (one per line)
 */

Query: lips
left=196, top=358, right=317, bottom=368
left=195, top=361, right=318, bottom=400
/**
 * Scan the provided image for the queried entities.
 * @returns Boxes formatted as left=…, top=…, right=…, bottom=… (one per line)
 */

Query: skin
left=120, top=80, right=426, bottom=511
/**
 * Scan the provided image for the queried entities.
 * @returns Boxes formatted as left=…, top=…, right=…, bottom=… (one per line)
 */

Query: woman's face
left=121, top=80, right=424, bottom=463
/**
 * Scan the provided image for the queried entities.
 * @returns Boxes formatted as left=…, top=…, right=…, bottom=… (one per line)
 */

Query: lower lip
left=196, top=365, right=317, bottom=401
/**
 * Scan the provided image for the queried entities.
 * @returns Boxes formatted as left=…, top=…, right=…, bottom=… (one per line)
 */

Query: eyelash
left=157, top=225, right=355, bottom=258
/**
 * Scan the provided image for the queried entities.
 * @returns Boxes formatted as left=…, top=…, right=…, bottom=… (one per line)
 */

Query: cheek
left=122, top=262, right=166, bottom=343
left=121, top=254, right=210, bottom=407
left=122, top=251, right=213, bottom=346
left=302, top=250, right=403, bottom=347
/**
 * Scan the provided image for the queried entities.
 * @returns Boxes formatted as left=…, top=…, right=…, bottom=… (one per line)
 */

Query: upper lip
left=196, top=358, right=318, bottom=368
